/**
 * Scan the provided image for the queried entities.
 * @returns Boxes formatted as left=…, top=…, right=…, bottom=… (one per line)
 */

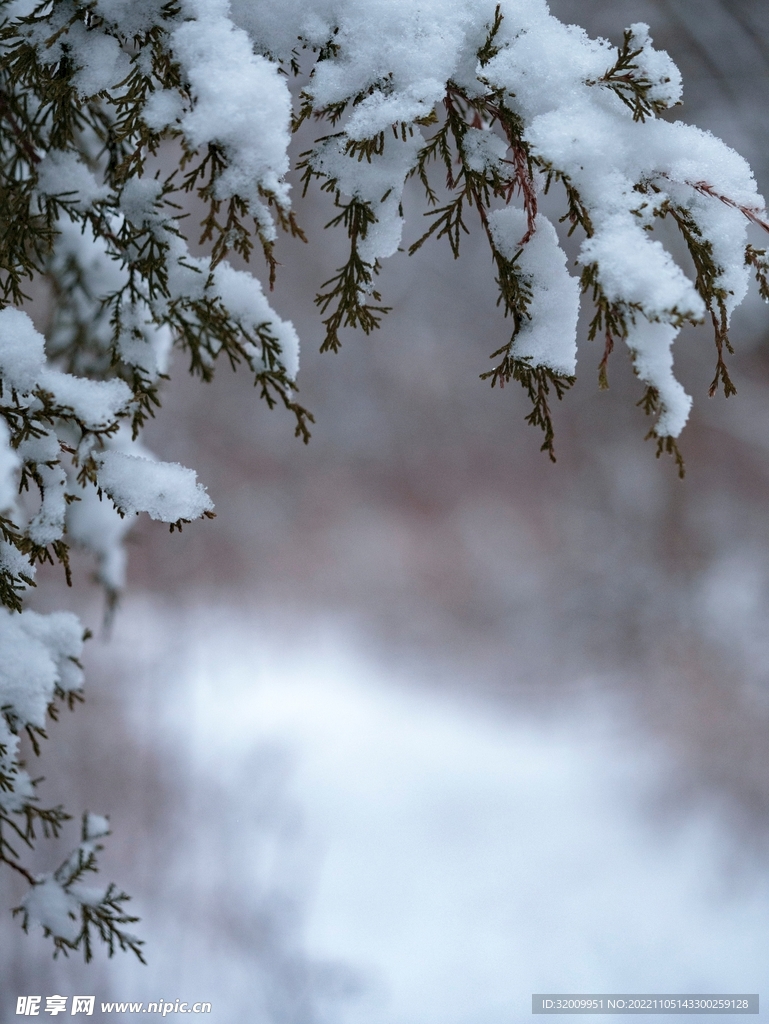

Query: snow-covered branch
left=0, top=0, right=765, bottom=958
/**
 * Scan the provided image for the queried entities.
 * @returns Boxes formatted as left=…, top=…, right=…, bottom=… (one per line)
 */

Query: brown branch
left=482, top=96, right=538, bottom=241
left=511, top=141, right=537, bottom=242
left=688, top=179, right=769, bottom=234
left=2, top=851, right=37, bottom=886
left=708, top=307, right=737, bottom=398
left=598, top=329, right=614, bottom=389
left=0, top=90, right=41, bottom=166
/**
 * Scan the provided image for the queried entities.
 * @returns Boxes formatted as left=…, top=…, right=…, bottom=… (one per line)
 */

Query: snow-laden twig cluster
left=0, top=0, right=766, bottom=958
left=291, top=3, right=768, bottom=460
left=14, top=812, right=145, bottom=962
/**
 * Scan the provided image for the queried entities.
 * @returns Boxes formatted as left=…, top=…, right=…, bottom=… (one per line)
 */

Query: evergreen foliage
left=0, top=0, right=765, bottom=960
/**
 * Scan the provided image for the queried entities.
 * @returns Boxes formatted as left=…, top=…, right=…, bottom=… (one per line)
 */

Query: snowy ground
left=64, top=601, right=768, bottom=1024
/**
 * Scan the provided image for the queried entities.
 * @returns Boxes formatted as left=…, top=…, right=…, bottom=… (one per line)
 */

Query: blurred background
left=3, top=1, right=769, bottom=1020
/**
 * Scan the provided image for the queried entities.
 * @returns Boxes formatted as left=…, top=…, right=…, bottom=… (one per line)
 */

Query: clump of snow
left=627, top=23, right=682, bottom=109
left=213, top=262, right=300, bottom=379
left=36, top=150, right=110, bottom=209
left=20, top=812, right=116, bottom=942
left=21, top=877, right=81, bottom=943
left=0, top=307, right=132, bottom=427
left=96, top=450, right=214, bottom=523
left=0, top=308, right=45, bottom=393
left=171, top=0, right=292, bottom=226
left=21, top=609, right=85, bottom=695
left=580, top=217, right=705, bottom=325
left=142, top=87, right=185, bottom=132
left=50, top=217, right=173, bottom=380
left=40, top=371, right=133, bottom=428
left=118, top=176, right=164, bottom=227
left=0, top=540, right=34, bottom=588
left=68, top=430, right=159, bottom=594
left=293, top=0, right=498, bottom=136
left=23, top=0, right=763, bottom=438
left=462, top=128, right=510, bottom=175
left=0, top=420, right=19, bottom=513
left=67, top=480, right=131, bottom=593
left=310, top=133, right=422, bottom=264
left=69, top=21, right=131, bottom=97
left=18, top=431, right=69, bottom=547
left=489, top=209, right=580, bottom=376
left=0, top=716, right=33, bottom=815
left=92, top=0, right=162, bottom=38
left=628, top=319, right=692, bottom=437
left=0, top=609, right=83, bottom=729
left=84, top=813, right=110, bottom=840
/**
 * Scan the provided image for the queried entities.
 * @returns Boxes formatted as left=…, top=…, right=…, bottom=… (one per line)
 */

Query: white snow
left=67, top=20, right=131, bottom=98
left=66, top=479, right=131, bottom=593
left=579, top=216, right=705, bottom=323
left=0, top=419, right=19, bottom=513
left=171, top=0, right=292, bottom=217
left=213, top=262, right=300, bottom=380
left=310, top=133, right=422, bottom=264
left=84, top=813, right=111, bottom=840
left=21, top=877, right=81, bottom=943
left=627, top=319, right=692, bottom=438
left=0, top=0, right=768, bottom=953
left=19, top=431, right=69, bottom=547
left=489, top=208, right=580, bottom=375
left=36, top=151, right=110, bottom=209
left=40, top=370, right=133, bottom=428
left=0, top=308, right=45, bottom=393
left=97, top=604, right=769, bottom=1023
left=141, top=88, right=185, bottom=132
left=0, top=608, right=83, bottom=729
left=0, top=307, right=132, bottom=427
left=462, top=127, right=510, bottom=175
left=96, top=450, right=214, bottom=523
left=13, top=0, right=765, bottom=440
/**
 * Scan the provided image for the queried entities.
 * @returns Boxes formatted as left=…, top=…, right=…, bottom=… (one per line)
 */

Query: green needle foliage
left=0, top=0, right=766, bottom=962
